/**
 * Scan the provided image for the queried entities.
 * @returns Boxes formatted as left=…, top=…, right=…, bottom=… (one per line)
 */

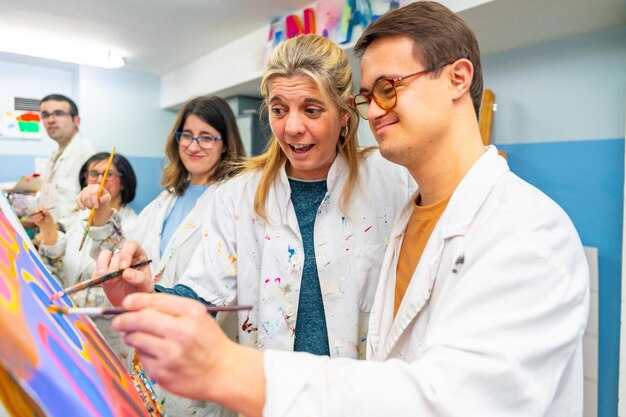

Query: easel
left=479, top=89, right=506, bottom=158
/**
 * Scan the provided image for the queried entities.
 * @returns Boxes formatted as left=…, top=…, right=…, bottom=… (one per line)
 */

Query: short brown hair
left=354, top=1, right=483, bottom=118
left=162, top=96, right=246, bottom=194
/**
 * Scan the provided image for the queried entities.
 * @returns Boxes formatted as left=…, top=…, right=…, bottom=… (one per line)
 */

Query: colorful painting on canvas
left=0, top=192, right=153, bottom=416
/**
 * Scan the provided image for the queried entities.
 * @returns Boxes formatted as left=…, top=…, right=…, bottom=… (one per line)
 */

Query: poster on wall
left=0, top=192, right=162, bottom=416
left=0, top=111, right=42, bottom=140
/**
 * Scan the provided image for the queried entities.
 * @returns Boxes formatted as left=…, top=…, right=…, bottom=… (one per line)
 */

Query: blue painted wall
left=500, top=139, right=624, bottom=417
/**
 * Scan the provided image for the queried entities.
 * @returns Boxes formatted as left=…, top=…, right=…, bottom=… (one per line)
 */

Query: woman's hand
left=96, top=240, right=155, bottom=306
left=29, top=206, right=58, bottom=245
left=76, top=184, right=112, bottom=226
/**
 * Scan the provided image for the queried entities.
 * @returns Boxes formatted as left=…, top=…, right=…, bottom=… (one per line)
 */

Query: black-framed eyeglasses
left=41, top=110, right=72, bottom=120
left=174, top=131, right=222, bottom=150
left=352, top=62, right=454, bottom=120
left=85, top=170, right=122, bottom=180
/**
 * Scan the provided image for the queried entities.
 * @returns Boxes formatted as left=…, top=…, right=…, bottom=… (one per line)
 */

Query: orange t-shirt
left=394, top=194, right=451, bottom=316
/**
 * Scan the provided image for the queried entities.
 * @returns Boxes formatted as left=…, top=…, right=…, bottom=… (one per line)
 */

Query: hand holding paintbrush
left=29, top=206, right=58, bottom=246
left=90, top=241, right=157, bottom=306
left=49, top=258, right=153, bottom=301
left=77, top=147, right=116, bottom=251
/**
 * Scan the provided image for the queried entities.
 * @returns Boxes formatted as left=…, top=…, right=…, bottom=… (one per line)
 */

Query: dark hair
left=40, top=94, right=79, bottom=117
left=79, top=152, right=137, bottom=205
left=354, top=1, right=483, bottom=118
left=162, top=95, right=246, bottom=195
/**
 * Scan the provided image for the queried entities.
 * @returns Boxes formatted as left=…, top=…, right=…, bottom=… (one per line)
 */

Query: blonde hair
left=244, top=34, right=371, bottom=220
left=162, top=95, right=246, bottom=195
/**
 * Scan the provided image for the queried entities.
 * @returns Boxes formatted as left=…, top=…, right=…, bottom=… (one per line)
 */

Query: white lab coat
left=180, top=150, right=415, bottom=357
left=262, top=146, right=590, bottom=417
left=90, top=187, right=218, bottom=287
left=39, top=133, right=97, bottom=226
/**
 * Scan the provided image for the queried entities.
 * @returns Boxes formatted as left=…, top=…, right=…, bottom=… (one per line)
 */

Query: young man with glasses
left=105, top=3, right=589, bottom=416
left=39, top=94, right=96, bottom=228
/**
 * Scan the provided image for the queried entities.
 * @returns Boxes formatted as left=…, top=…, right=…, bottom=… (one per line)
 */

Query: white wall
left=77, top=66, right=175, bottom=157
left=0, top=57, right=176, bottom=159
left=482, top=26, right=626, bottom=145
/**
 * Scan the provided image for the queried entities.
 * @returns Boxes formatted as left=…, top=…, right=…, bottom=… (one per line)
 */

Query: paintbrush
left=47, top=304, right=253, bottom=317
left=49, top=259, right=152, bottom=301
left=78, top=147, right=116, bottom=251
left=26, top=206, right=56, bottom=217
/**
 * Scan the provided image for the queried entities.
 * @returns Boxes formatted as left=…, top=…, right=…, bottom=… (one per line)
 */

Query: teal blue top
left=289, top=178, right=330, bottom=356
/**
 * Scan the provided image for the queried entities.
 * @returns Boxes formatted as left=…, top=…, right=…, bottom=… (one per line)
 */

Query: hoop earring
left=340, top=125, right=348, bottom=138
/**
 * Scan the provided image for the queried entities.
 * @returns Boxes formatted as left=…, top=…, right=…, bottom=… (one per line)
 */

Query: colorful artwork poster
left=0, top=111, right=42, bottom=140
left=0, top=193, right=150, bottom=417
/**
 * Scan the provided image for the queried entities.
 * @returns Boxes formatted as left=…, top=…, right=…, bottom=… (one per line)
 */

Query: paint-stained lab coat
left=180, top=151, right=415, bottom=357
left=261, top=146, right=590, bottom=417
left=90, top=186, right=218, bottom=287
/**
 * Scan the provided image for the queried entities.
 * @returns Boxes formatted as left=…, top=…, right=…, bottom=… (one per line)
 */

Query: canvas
left=0, top=191, right=158, bottom=417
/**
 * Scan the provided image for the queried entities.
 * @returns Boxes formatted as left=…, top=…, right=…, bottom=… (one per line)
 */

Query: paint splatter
left=345, top=234, right=353, bottom=241
left=282, top=312, right=296, bottom=336
left=274, top=277, right=281, bottom=284
left=265, top=234, right=271, bottom=240
left=452, top=254, right=465, bottom=274
left=217, top=242, right=222, bottom=253
left=264, top=278, right=270, bottom=284
left=233, top=214, right=240, bottom=221
left=287, top=246, right=295, bottom=257
left=242, top=316, right=257, bottom=333
left=364, top=225, right=373, bottom=232
left=279, top=284, right=293, bottom=296
left=228, top=255, right=237, bottom=264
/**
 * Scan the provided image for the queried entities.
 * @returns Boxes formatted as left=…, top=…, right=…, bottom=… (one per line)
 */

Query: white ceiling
left=0, top=0, right=625, bottom=79
left=460, top=0, right=626, bottom=56
left=0, top=0, right=313, bottom=75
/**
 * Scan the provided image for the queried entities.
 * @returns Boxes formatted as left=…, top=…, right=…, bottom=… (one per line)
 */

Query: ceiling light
left=0, top=25, right=125, bottom=69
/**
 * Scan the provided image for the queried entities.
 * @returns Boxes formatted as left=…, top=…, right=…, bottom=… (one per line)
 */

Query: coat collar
left=155, top=186, right=216, bottom=275
left=370, top=146, right=510, bottom=358
left=272, top=153, right=349, bottom=232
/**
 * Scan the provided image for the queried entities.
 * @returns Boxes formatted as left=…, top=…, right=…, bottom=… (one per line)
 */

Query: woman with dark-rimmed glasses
left=77, top=95, right=245, bottom=289
left=76, top=95, right=246, bottom=417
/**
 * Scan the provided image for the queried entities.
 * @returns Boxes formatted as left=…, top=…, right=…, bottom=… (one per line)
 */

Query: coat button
left=290, top=255, right=300, bottom=265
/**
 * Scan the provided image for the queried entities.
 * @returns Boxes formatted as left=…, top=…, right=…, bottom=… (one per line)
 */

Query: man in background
left=39, top=94, right=96, bottom=228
